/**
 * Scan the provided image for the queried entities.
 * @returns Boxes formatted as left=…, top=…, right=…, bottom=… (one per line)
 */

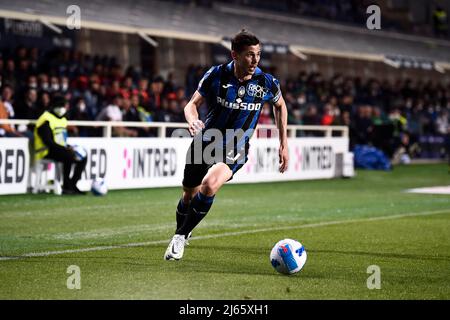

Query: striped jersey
left=197, top=61, right=281, bottom=148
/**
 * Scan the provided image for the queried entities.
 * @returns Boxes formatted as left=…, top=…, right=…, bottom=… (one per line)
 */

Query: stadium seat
left=31, top=159, right=63, bottom=195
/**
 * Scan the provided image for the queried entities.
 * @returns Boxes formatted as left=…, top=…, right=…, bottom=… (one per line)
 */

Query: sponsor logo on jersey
left=217, top=96, right=261, bottom=111
left=238, top=86, right=246, bottom=97
left=247, top=83, right=269, bottom=98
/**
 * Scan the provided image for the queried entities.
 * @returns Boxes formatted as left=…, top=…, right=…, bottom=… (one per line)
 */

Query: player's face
left=234, top=44, right=261, bottom=76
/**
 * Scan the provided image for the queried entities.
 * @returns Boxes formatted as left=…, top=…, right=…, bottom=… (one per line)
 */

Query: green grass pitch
left=0, top=164, right=449, bottom=299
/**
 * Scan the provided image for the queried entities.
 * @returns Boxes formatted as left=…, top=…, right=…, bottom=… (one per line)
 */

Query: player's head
left=50, top=94, right=69, bottom=118
left=231, top=29, right=261, bottom=76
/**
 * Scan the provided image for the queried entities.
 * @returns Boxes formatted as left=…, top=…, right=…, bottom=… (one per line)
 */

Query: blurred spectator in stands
left=29, top=47, right=40, bottom=74
left=0, top=91, right=23, bottom=137
left=120, top=97, right=139, bottom=137
left=2, top=85, right=15, bottom=118
left=354, top=105, right=374, bottom=145
left=435, top=108, right=450, bottom=159
left=296, top=92, right=308, bottom=110
left=39, top=91, right=51, bottom=112
left=433, top=6, right=448, bottom=38
left=38, top=73, right=49, bottom=92
left=60, top=76, right=70, bottom=94
left=436, top=109, right=449, bottom=138
left=302, top=104, right=321, bottom=137
left=16, top=59, right=30, bottom=88
left=163, top=93, right=185, bottom=123
left=339, top=110, right=356, bottom=150
left=130, top=94, right=151, bottom=122
left=81, top=75, right=103, bottom=118
left=27, top=75, right=38, bottom=90
left=96, top=95, right=135, bottom=137
left=164, top=72, right=177, bottom=96
left=388, top=107, right=408, bottom=153
left=138, top=77, right=150, bottom=106
left=259, top=103, right=274, bottom=125
left=340, top=94, right=354, bottom=114
left=49, top=76, right=60, bottom=93
left=175, top=86, right=187, bottom=101
left=123, top=76, right=135, bottom=96
left=421, top=105, right=437, bottom=135
left=372, top=106, right=388, bottom=126
left=15, top=88, right=40, bottom=120
left=302, top=104, right=321, bottom=126
left=406, top=105, right=422, bottom=145
left=149, top=76, right=165, bottom=111
left=321, top=103, right=333, bottom=126
left=96, top=95, right=123, bottom=122
left=107, top=79, right=121, bottom=101
left=185, top=65, right=198, bottom=97
left=131, top=93, right=157, bottom=137
left=3, top=59, right=16, bottom=89
left=68, top=97, right=95, bottom=137
left=0, top=58, right=4, bottom=79
left=288, top=107, right=302, bottom=125
left=392, top=132, right=414, bottom=165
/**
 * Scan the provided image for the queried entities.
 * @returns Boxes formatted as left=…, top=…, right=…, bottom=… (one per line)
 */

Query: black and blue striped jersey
left=197, top=61, right=282, bottom=148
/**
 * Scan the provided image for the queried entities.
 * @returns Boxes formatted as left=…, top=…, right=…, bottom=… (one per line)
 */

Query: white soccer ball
left=270, top=239, right=307, bottom=275
left=91, top=178, right=108, bottom=196
left=71, top=144, right=87, bottom=161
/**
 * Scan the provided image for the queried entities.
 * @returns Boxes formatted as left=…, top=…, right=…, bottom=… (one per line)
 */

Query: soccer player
left=164, top=30, right=289, bottom=260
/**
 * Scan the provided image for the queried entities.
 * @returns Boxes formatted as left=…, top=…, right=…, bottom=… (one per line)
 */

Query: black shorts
left=182, top=138, right=248, bottom=188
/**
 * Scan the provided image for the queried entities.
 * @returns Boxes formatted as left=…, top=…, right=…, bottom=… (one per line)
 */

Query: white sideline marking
left=405, top=186, right=450, bottom=195
left=1, top=209, right=449, bottom=261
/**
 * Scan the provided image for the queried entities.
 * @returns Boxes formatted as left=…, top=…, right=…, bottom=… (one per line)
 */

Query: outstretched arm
left=184, top=90, right=206, bottom=136
left=273, top=95, right=289, bottom=173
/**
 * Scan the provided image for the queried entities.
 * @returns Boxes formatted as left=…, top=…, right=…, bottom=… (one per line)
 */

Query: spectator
left=321, top=103, right=335, bottom=126
left=95, top=95, right=132, bottom=137
left=0, top=97, right=22, bottom=137
left=96, top=95, right=123, bottom=122
left=38, top=73, right=49, bottom=92
left=120, top=97, right=139, bottom=137
left=15, top=88, right=40, bottom=120
left=68, top=97, right=96, bottom=137
left=39, top=91, right=51, bottom=112
left=1, top=85, right=15, bottom=119
left=302, top=104, right=321, bottom=126
left=354, top=105, right=374, bottom=145
left=149, top=76, right=165, bottom=111
left=436, top=109, right=449, bottom=137
left=433, top=6, right=448, bottom=38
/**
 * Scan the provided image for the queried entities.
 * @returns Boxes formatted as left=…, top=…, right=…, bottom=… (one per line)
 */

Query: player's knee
left=182, top=187, right=198, bottom=201
left=201, top=177, right=218, bottom=195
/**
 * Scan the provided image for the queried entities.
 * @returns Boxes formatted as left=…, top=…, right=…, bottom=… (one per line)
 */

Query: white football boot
left=164, top=234, right=186, bottom=261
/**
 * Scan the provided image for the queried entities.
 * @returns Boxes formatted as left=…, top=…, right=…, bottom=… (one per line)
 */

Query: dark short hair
left=50, top=94, right=67, bottom=109
left=231, top=29, right=260, bottom=53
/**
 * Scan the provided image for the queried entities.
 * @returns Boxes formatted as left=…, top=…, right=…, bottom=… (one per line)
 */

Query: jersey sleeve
left=197, top=66, right=219, bottom=97
left=270, top=76, right=282, bottom=104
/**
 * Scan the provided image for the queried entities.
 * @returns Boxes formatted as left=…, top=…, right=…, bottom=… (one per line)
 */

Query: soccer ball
left=91, top=178, right=108, bottom=196
left=270, top=239, right=307, bottom=275
left=71, top=144, right=87, bottom=161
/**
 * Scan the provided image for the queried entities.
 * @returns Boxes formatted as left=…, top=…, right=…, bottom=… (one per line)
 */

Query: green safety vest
left=34, top=111, right=68, bottom=161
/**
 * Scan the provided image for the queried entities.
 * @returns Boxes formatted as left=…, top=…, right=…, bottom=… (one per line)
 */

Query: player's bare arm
left=184, top=90, right=205, bottom=136
left=273, top=95, right=289, bottom=173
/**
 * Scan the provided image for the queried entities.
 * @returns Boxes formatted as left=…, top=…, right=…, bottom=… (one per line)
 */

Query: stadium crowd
left=0, top=46, right=449, bottom=161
